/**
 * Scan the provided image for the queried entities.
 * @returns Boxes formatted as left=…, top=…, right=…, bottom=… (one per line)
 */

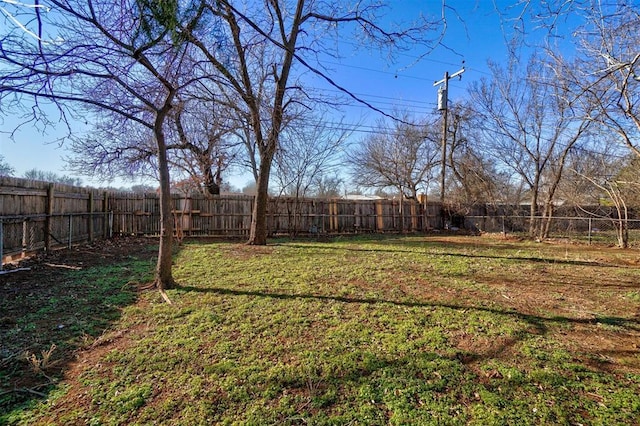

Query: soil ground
left=0, top=238, right=158, bottom=408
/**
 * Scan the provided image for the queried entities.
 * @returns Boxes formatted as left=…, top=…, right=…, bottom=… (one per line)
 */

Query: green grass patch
left=4, top=236, right=640, bottom=425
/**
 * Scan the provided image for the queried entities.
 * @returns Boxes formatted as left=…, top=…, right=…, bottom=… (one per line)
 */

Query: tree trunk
left=203, top=165, right=221, bottom=196
left=154, top=100, right=176, bottom=290
left=615, top=201, right=629, bottom=249
left=528, top=196, right=538, bottom=238
left=529, top=177, right=540, bottom=238
left=616, top=219, right=628, bottom=249
left=248, top=153, right=273, bottom=245
left=541, top=202, right=553, bottom=239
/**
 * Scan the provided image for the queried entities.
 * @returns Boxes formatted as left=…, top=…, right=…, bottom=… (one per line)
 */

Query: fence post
left=376, top=200, right=384, bottom=232
left=330, top=200, right=337, bottom=232
left=88, top=191, right=94, bottom=242
left=588, top=217, right=592, bottom=245
left=502, top=216, right=506, bottom=235
left=410, top=202, right=417, bottom=231
left=68, top=214, right=73, bottom=249
left=103, top=191, right=109, bottom=238
left=44, top=183, right=54, bottom=251
left=22, top=219, right=27, bottom=257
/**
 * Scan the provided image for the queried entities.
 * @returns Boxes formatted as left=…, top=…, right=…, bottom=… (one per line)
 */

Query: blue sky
left=0, top=1, right=543, bottom=189
left=304, top=1, right=508, bottom=119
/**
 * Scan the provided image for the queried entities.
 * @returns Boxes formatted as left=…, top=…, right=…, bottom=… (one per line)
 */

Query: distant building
left=342, top=194, right=384, bottom=201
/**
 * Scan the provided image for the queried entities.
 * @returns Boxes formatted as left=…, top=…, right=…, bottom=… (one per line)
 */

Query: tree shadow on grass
left=176, top=285, right=640, bottom=334
left=176, top=284, right=640, bottom=423
left=0, top=239, right=157, bottom=422
left=282, top=241, right=627, bottom=269
left=253, top=349, right=626, bottom=425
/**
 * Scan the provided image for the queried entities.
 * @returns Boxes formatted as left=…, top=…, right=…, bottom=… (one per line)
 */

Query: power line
left=338, top=103, right=434, bottom=116
left=333, top=38, right=493, bottom=77
left=295, top=117, right=637, bottom=163
left=313, top=87, right=433, bottom=105
left=317, top=59, right=490, bottom=85
left=302, top=86, right=448, bottom=115
left=321, top=60, right=433, bottom=82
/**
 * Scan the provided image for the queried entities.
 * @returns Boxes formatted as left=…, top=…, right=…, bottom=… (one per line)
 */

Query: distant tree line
left=0, top=156, right=82, bottom=186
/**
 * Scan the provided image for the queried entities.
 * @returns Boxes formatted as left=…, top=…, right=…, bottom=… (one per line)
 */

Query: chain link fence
left=465, top=215, right=640, bottom=246
left=0, top=212, right=113, bottom=269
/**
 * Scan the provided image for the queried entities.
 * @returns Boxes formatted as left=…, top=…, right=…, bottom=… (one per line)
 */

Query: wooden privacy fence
left=0, top=177, right=443, bottom=265
left=0, top=177, right=111, bottom=265
left=109, top=193, right=442, bottom=237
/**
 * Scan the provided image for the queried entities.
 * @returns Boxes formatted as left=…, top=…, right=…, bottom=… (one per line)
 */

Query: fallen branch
left=44, top=263, right=82, bottom=270
left=159, top=289, right=173, bottom=305
left=0, top=384, right=52, bottom=399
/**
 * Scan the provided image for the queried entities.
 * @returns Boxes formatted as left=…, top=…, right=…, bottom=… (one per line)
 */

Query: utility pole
left=433, top=66, right=464, bottom=227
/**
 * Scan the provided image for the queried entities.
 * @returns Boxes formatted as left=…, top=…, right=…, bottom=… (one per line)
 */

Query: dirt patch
left=0, top=237, right=158, bottom=415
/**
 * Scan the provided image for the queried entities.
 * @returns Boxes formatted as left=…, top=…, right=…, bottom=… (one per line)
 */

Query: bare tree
left=563, top=3, right=640, bottom=158
left=67, top=118, right=158, bottom=182
left=524, top=1, right=640, bottom=247
left=274, top=112, right=350, bottom=199
left=348, top=114, right=440, bottom=202
left=496, top=1, right=640, bottom=158
left=310, top=173, right=344, bottom=198
left=469, top=56, right=592, bottom=239
left=492, top=1, right=640, bottom=244
left=177, top=0, right=441, bottom=245
left=445, top=103, right=512, bottom=211
left=23, top=169, right=82, bottom=186
left=569, top=150, right=639, bottom=248
left=0, top=155, right=14, bottom=177
left=168, top=96, right=241, bottom=196
left=68, top=86, right=240, bottom=197
left=557, top=150, right=604, bottom=208
left=271, top=110, right=350, bottom=235
left=0, top=0, right=206, bottom=293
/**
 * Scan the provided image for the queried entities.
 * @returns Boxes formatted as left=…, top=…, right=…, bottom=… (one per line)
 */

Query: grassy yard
left=2, top=235, right=640, bottom=425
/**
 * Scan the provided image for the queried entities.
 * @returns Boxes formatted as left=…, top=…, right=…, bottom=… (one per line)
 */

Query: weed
left=23, top=344, right=58, bottom=376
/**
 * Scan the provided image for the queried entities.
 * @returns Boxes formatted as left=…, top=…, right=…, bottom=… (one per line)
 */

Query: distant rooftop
left=342, top=194, right=385, bottom=201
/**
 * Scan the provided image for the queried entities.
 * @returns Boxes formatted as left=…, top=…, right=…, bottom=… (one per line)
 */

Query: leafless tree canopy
left=570, top=2, right=640, bottom=157
left=0, top=0, right=216, bottom=290
left=469, top=55, right=593, bottom=238
left=348, top=113, right=440, bottom=201
left=169, top=0, right=443, bottom=244
left=273, top=110, right=352, bottom=199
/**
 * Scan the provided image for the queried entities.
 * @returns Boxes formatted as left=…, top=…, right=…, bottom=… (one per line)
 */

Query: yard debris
left=485, top=369, right=503, bottom=379
left=44, top=263, right=82, bottom=270
left=0, top=267, right=31, bottom=275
